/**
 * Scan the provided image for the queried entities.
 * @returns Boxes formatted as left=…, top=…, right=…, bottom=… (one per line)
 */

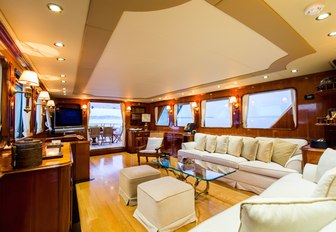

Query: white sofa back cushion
left=239, top=198, right=336, bottom=232
left=315, top=148, right=336, bottom=182
left=205, top=135, right=217, bottom=153
left=271, top=139, right=298, bottom=167
left=228, top=136, right=243, bottom=157
left=313, top=167, right=336, bottom=198
left=256, top=137, right=307, bottom=156
left=256, top=140, right=273, bottom=163
left=241, top=137, right=258, bottom=161
left=194, top=133, right=207, bottom=151
left=215, top=135, right=229, bottom=154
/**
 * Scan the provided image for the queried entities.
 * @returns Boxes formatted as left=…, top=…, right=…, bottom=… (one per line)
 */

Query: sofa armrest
left=302, top=163, right=318, bottom=182
left=285, top=155, right=302, bottom=173
left=182, top=142, right=196, bottom=150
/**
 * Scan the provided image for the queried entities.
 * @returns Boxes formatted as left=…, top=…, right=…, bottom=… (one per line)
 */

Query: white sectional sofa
left=178, top=133, right=308, bottom=194
left=190, top=148, right=336, bottom=232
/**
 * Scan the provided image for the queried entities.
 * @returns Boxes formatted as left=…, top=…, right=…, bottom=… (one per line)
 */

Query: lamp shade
left=141, top=113, right=151, bottom=123
left=46, top=100, right=55, bottom=107
left=229, top=96, right=237, bottom=104
left=18, top=70, right=39, bottom=87
left=38, top=91, right=50, bottom=100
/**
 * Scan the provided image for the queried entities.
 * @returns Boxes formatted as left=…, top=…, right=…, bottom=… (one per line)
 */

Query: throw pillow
left=312, top=167, right=336, bottom=198
left=215, top=136, right=229, bottom=154
left=205, top=135, right=217, bottom=153
left=239, top=198, right=336, bottom=232
left=271, top=139, right=298, bottom=167
left=194, top=133, right=206, bottom=151
left=315, top=148, right=336, bottom=182
left=227, top=136, right=243, bottom=157
left=241, top=137, right=259, bottom=161
left=256, top=140, right=273, bottom=163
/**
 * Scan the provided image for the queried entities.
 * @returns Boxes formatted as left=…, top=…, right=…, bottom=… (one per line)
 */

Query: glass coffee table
left=153, top=158, right=236, bottom=199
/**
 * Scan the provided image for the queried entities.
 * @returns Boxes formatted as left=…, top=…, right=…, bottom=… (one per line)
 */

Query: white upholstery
left=315, top=148, right=336, bottom=182
left=202, top=153, right=247, bottom=169
left=119, top=165, right=161, bottom=206
left=313, top=167, right=336, bottom=198
left=134, top=176, right=196, bottom=231
left=145, top=137, right=163, bottom=150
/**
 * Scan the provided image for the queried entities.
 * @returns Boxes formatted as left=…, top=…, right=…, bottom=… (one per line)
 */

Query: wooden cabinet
left=164, top=132, right=194, bottom=157
left=301, top=145, right=326, bottom=170
left=126, top=130, right=150, bottom=153
left=71, top=141, right=90, bottom=183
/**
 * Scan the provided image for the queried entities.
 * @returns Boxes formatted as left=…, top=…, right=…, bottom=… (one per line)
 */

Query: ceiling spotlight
left=60, top=74, right=66, bottom=78
left=62, top=80, right=66, bottom=83
left=217, top=85, right=221, bottom=88
left=328, top=31, right=336, bottom=37
left=47, top=3, right=63, bottom=13
left=57, top=57, right=65, bottom=61
left=316, top=12, right=331, bottom=20
left=291, top=69, right=298, bottom=73
left=263, top=75, right=269, bottom=79
left=304, top=2, right=325, bottom=16
left=54, top=42, right=64, bottom=47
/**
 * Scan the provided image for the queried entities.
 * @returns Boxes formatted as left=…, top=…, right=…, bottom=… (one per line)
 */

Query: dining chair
left=113, top=127, right=123, bottom=143
left=90, top=127, right=101, bottom=144
left=101, top=127, right=113, bottom=144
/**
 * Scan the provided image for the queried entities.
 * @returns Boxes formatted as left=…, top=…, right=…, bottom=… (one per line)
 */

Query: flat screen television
left=55, top=107, right=83, bottom=127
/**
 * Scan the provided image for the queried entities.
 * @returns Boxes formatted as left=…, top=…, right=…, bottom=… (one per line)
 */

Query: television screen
left=55, top=107, right=83, bottom=127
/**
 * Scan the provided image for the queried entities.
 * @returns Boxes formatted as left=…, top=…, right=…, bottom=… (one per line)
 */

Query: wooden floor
left=75, top=152, right=255, bottom=232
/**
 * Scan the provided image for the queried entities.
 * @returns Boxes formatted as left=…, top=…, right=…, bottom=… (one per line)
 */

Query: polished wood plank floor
left=76, top=153, right=255, bottom=232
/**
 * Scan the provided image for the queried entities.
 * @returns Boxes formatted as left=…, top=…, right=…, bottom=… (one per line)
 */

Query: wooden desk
left=301, top=145, right=326, bottom=170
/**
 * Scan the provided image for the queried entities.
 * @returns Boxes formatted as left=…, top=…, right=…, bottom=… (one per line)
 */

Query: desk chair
left=137, top=137, right=164, bottom=165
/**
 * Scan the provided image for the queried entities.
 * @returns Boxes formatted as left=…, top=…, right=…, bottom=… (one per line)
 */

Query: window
left=201, top=98, right=232, bottom=127
left=242, top=89, right=297, bottom=129
left=14, top=84, right=24, bottom=138
left=155, top=106, right=169, bottom=126
left=88, top=102, right=123, bottom=128
left=174, top=103, right=194, bottom=127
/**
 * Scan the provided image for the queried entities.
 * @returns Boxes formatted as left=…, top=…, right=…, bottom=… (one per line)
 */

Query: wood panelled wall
left=148, top=70, right=336, bottom=145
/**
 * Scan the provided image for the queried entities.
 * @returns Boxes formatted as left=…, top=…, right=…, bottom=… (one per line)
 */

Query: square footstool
left=134, top=176, right=196, bottom=231
left=119, top=165, right=161, bottom=206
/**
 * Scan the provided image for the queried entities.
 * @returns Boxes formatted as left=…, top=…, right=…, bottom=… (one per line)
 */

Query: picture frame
left=328, top=108, right=336, bottom=119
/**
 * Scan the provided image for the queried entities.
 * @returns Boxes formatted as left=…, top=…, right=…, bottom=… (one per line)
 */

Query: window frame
left=155, top=105, right=170, bottom=127
left=201, top=97, right=232, bottom=128
left=174, top=102, right=195, bottom=127
left=242, top=88, right=298, bottom=130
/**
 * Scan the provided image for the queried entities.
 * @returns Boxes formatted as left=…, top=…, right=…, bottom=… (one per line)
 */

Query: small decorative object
left=316, top=76, right=336, bottom=91
left=12, top=138, right=42, bottom=169
left=180, top=158, right=195, bottom=170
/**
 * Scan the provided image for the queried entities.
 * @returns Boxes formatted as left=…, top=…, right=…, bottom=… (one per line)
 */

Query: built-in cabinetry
left=130, top=106, right=146, bottom=126
left=301, top=145, right=326, bottom=171
left=163, top=132, right=194, bottom=156
left=126, top=130, right=150, bottom=153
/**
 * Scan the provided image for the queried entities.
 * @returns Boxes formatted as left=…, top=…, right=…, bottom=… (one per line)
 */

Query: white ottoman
left=134, top=176, right=196, bottom=231
left=119, top=165, right=161, bottom=206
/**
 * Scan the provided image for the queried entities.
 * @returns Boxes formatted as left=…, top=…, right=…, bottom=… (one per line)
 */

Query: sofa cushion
left=271, top=139, right=298, bottom=167
left=239, top=198, right=336, bottom=232
left=202, top=153, right=247, bottom=169
left=239, top=160, right=298, bottom=179
left=215, top=135, right=229, bottom=154
left=316, top=148, right=336, bottom=182
left=178, top=149, right=208, bottom=160
left=205, top=135, right=217, bottom=153
left=256, top=137, right=308, bottom=156
left=260, top=173, right=316, bottom=198
left=194, top=133, right=207, bottom=151
left=241, top=137, right=258, bottom=161
left=256, top=140, right=273, bottom=163
left=228, top=136, right=243, bottom=157
left=313, top=167, right=336, bottom=198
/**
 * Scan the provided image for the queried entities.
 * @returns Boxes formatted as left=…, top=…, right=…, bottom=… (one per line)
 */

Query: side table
left=301, top=145, right=326, bottom=171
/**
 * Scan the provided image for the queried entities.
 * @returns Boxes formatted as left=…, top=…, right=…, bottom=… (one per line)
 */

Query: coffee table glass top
left=153, top=158, right=236, bottom=181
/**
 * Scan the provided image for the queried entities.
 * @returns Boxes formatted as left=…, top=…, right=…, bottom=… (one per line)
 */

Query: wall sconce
left=229, top=96, right=239, bottom=109
left=10, top=70, right=40, bottom=113
left=36, top=91, right=50, bottom=116
left=126, top=106, right=132, bottom=112
left=191, top=101, right=199, bottom=112
left=82, top=104, right=88, bottom=113
left=166, top=105, right=172, bottom=113
left=46, top=100, right=55, bottom=116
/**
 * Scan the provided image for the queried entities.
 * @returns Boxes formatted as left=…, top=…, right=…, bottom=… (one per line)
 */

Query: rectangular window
left=175, top=103, right=194, bottom=127
left=155, top=106, right=169, bottom=126
left=202, top=98, right=232, bottom=127
left=242, top=89, right=297, bottom=129
left=88, top=102, right=123, bottom=128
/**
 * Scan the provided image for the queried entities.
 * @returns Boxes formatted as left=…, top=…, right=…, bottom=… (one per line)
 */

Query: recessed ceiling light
left=291, top=69, right=298, bottom=73
left=57, top=57, right=65, bottom=61
left=63, top=93, right=66, bottom=95
left=217, top=85, right=221, bottom=88
left=62, top=80, right=66, bottom=83
left=316, top=12, right=331, bottom=20
left=328, top=31, right=336, bottom=37
left=234, top=82, right=238, bottom=85
left=60, top=74, right=66, bottom=78
left=54, top=42, right=64, bottom=47
left=47, top=3, right=63, bottom=13
left=263, top=75, right=269, bottom=79
left=63, top=88, right=66, bottom=90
